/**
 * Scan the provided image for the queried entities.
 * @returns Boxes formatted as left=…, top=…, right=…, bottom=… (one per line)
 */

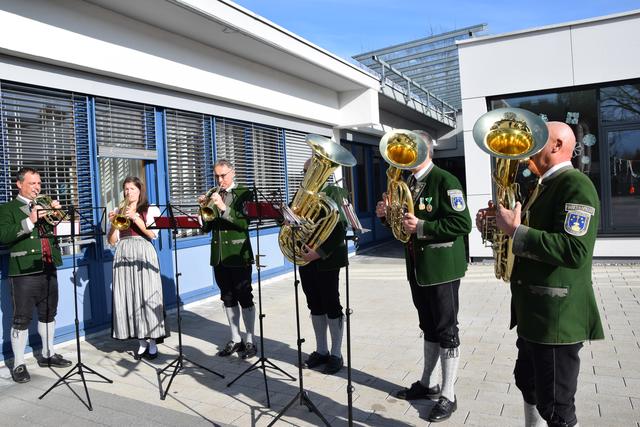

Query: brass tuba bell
left=472, top=107, right=548, bottom=281
left=379, top=129, right=428, bottom=243
left=278, top=135, right=356, bottom=266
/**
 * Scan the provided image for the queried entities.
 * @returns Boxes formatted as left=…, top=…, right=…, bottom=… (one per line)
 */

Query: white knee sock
left=37, top=321, right=55, bottom=358
left=242, top=306, right=256, bottom=344
left=311, top=315, right=328, bottom=354
left=524, top=402, right=545, bottom=427
left=224, top=304, right=242, bottom=343
left=11, top=328, right=28, bottom=367
left=327, top=316, right=343, bottom=358
left=440, top=347, right=460, bottom=401
left=420, top=341, right=441, bottom=388
left=138, top=339, right=148, bottom=355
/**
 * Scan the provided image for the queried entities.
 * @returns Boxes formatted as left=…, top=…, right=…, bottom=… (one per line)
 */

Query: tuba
left=199, top=187, right=220, bottom=222
left=278, top=135, right=356, bottom=266
left=33, top=195, right=69, bottom=225
left=111, top=199, right=131, bottom=231
left=379, top=130, right=428, bottom=243
left=472, top=108, right=548, bottom=281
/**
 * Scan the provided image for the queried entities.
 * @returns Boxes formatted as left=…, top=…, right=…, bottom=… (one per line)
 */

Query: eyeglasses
left=214, top=171, right=232, bottom=179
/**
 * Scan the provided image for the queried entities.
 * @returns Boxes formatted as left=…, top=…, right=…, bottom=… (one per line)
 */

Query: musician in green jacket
left=0, top=167, right=72, bottom=384
left=199, top=160, right=256, bottom=359
left=376, top=131, right=472, bottom=422
left=488, top=121, right=603, bottom=427
left=297, top=158, right=349, bottom=375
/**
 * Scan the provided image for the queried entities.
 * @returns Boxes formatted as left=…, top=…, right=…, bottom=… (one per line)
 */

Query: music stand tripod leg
left=268, top=225, right=330, bottom=427
left=226, top=185, right=294, bottom=408
left=156, top=205, right=224, bottom=400
left=38, top=207, right=112, bottom=411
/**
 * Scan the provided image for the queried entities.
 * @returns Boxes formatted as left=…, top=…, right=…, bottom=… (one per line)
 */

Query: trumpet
left=111, top=199, right=131, bottom=231
left=199, top=187, right=220, bottom=222
left=32, top=195, right=69, bottom=225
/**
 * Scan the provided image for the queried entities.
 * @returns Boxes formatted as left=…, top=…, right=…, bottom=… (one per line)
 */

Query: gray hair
left=214, top=159, right=235, bottom=170
left=16, top=167, right=40, bottom=182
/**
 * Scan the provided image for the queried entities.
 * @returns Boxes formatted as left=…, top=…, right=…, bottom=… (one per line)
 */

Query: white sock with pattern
left=242, top=306, right=255, bottom=344
left=224, top=305, right=242, bottom=343
left=11, top=328, right=28, bottom=367
left=327, top=316, right=343, bottom=358
left=440, top=346, right=460, bottom=401
left=311, top=315, right=328, bottom=355
left=38, top=321, right=56, bottom=359
left=420, top=340, right=441, bottom=388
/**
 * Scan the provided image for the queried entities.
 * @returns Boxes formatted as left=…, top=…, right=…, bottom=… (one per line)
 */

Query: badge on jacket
left=447, top=190, right=465, bottom=212
left=564, top=203, right=595, bottom=236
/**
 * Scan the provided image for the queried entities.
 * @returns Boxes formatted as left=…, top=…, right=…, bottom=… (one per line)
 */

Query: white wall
left=459, top=11, right=640, bottom=258
left=0, top=0, right=378, bottom=129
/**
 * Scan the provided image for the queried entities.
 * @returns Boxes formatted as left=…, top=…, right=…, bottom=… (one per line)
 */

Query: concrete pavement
left=0, top=241, right=638, bottom=426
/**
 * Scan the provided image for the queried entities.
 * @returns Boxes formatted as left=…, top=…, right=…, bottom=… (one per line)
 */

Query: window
left=284, top=130, right=312, bottom=203
left=490, top=80, right=640, bottom=235
left=215, top=118, right=285, bottom=227
left=0, top=82, right=86, bottom=254
left=166, top=110, right=211, bottom=238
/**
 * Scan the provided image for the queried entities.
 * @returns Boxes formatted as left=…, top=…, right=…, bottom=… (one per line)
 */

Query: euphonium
left=199, top=187, right=220, bottom=222
left=278, top=135, right=356, bottom=266
left=33, top=195, right=69, bottom=225
left=379, top=129, right=428, bottom=243
left=472, top=108, right=548, bottom=281
left=111, top=199, right=131, bottom=231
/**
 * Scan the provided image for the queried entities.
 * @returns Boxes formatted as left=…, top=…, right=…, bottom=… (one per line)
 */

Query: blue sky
left=232, top=0, right=640, bottom=60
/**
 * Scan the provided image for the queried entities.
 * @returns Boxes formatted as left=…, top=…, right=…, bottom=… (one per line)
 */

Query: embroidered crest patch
left=447, top=190, right=465, bottom=212
left=564, top=203, right=594, bottom=236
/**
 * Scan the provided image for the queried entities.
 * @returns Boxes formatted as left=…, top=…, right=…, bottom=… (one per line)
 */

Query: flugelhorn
left=32, top=195, right=69, bottom=225
left=199, top=187, right=220, bottom=222
left=111, top=199, right=131, bottom=231
left=379, top=129, right=428, bottom=243
left=472, top=108, right=548, bottom=281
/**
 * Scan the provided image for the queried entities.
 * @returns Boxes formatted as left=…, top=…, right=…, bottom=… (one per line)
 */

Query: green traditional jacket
left=309, top=184, right=349, bottom=271
left=0, top=198, right=62, bottom=276
left=201, top=185, right=254, bottom=267
left=510, top=166, right=604, bottom=345
left=405, top=164, right=471, bottom=286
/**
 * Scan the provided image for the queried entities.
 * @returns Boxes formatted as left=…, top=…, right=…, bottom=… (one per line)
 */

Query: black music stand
left=38, top=207, right=113, bottom=411
left=151, top=203, right=224, bottom=400
left=226, top=186, right=294, bottom=407
left=268, top=221, right=331, bottom=427
left=341, top=197, right=368, bottom=426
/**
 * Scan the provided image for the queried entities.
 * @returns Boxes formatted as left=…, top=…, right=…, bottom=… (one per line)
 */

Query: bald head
left=530, top=121, right=576, bottom=176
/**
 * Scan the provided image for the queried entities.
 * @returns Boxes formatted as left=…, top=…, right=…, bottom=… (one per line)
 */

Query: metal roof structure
left=354, top=24, right=487, bottom=112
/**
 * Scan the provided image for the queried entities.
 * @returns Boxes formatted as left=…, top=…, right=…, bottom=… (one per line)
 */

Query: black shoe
left=134, top=348, right=148, bottom=361
left=428, top=396, right=457, bottom=422
left=38, top=354, right=73, bottom=368
left=304, top=351, right=329, bottom=369
left=144, top=349, right=158, bottom=360
left=11, top=364, right=30, bottom=383
left=323, top=355, right=343, bottom=375
left=217, top=341, right=245, bottom=357
left=394, top=381, right=441, bottom=400
left=241, top=342, right=257, bottom=359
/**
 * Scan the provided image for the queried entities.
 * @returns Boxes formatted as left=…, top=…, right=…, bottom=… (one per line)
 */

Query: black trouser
left=299, top=262, right=342, bottom=319
left=514, top=337, right=583, bottom=427
left=10, top=264, right=58, bottom=330
left=213, top=264, right=254, bottom=308
left=408, top=274, right=460, bottom=348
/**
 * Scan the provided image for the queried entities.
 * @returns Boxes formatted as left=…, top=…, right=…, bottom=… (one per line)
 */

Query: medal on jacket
left=418, top=197, right=425, bottom=211
left=425, top=197, right=432, bottom=212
